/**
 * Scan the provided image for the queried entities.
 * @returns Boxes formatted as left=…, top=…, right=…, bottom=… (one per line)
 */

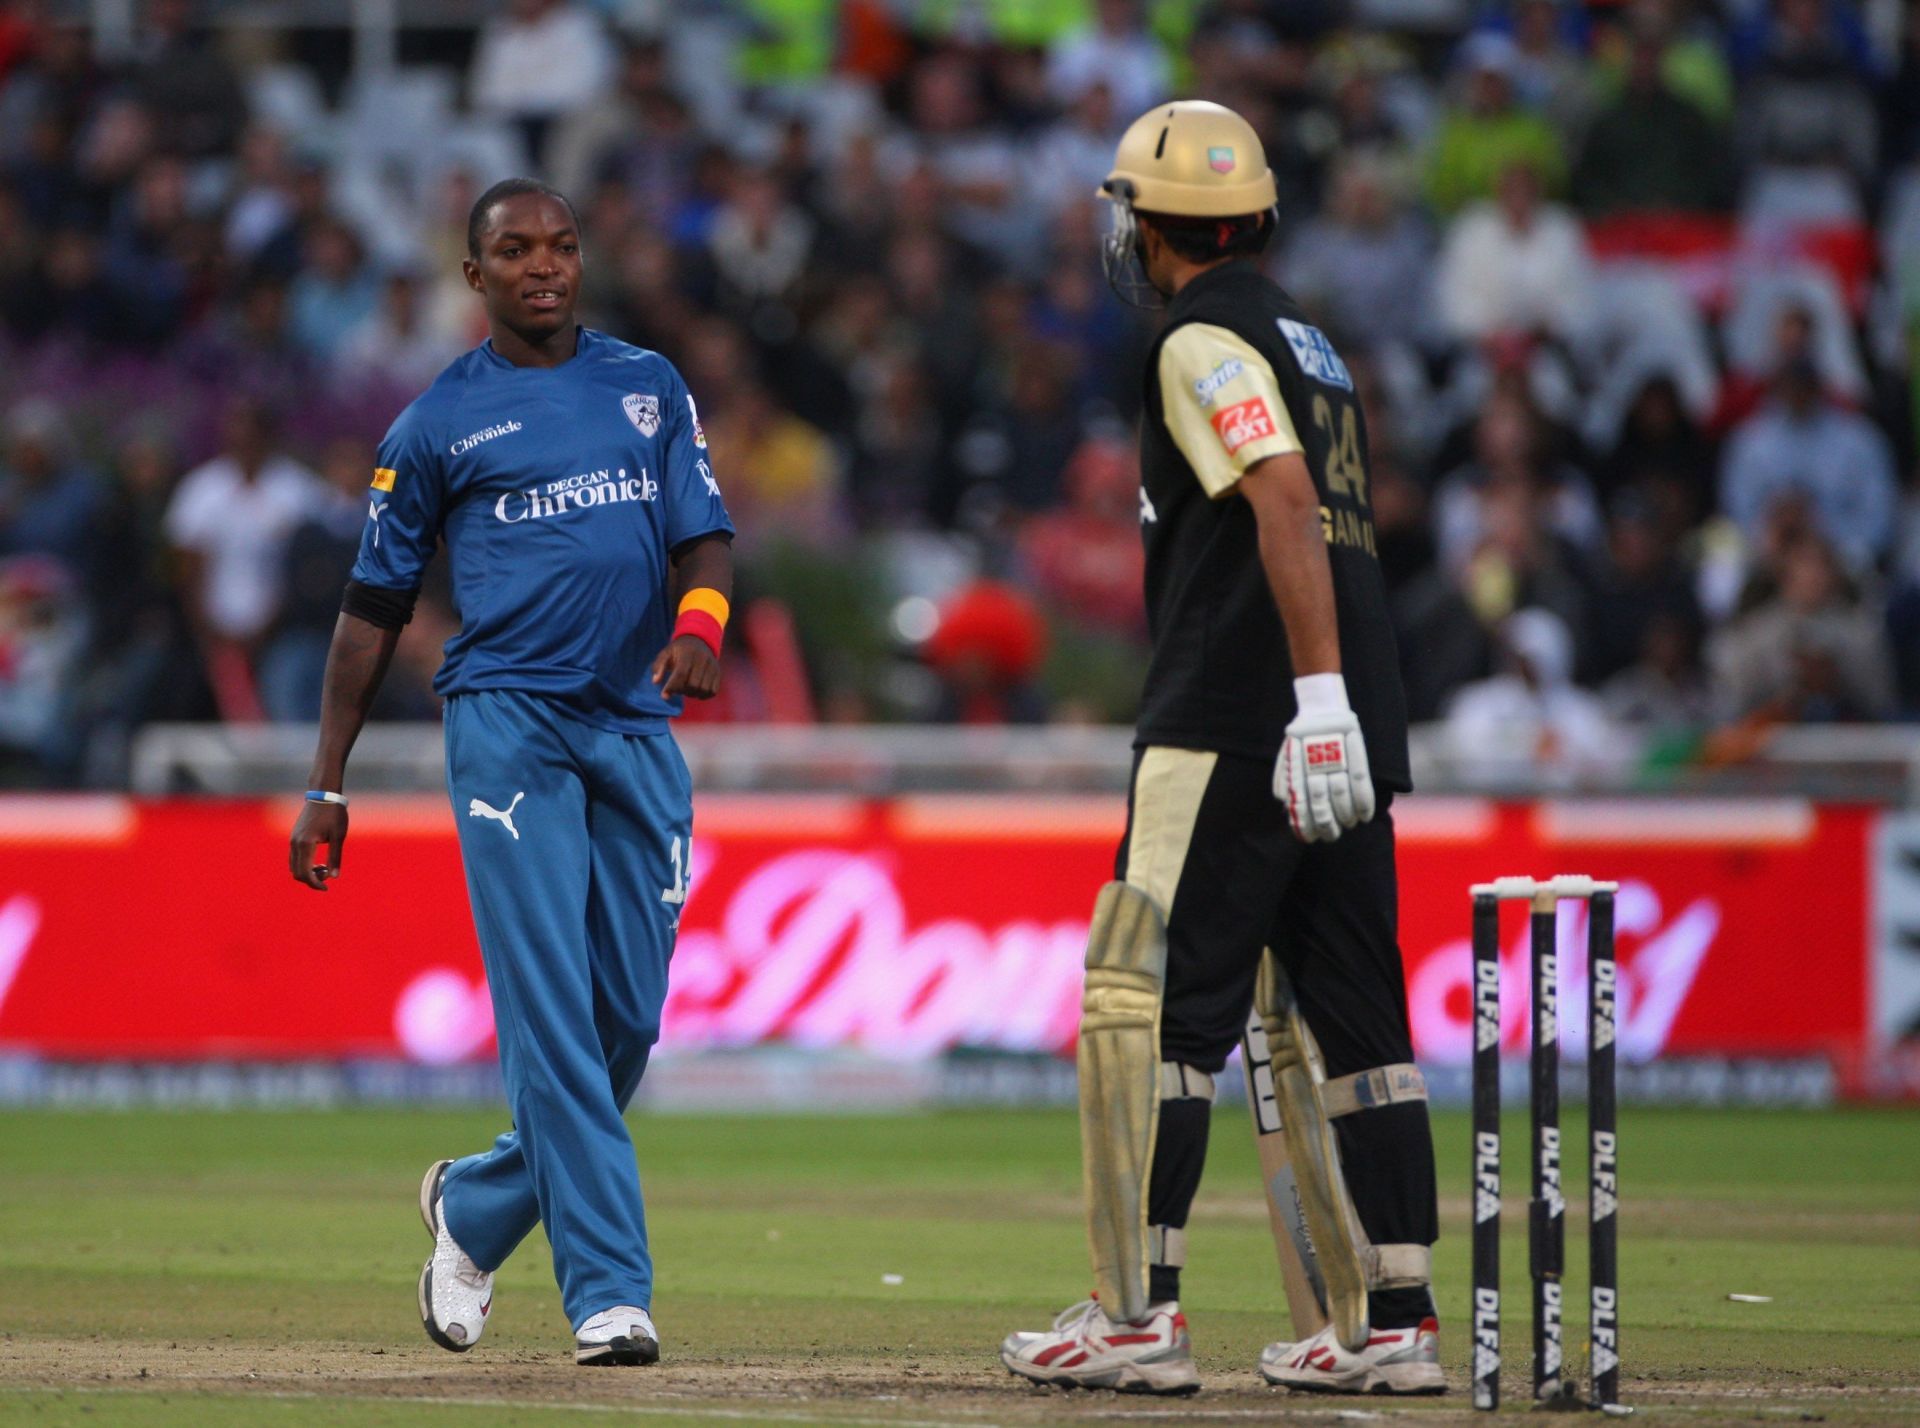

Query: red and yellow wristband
left=673, top=588, right=730, bottom=657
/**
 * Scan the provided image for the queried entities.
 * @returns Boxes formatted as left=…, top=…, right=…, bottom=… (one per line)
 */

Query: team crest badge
left=1208, top=146, right=1235, bottom=173
left=622, top=393, right=661, bottom=437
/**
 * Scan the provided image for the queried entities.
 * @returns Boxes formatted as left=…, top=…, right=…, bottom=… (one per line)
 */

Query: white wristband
left=1293, top=672, right=1350, bottom=715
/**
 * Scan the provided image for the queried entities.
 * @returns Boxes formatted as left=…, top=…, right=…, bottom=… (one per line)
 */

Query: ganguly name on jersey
left=1319, top=503, right=1377, bottom=556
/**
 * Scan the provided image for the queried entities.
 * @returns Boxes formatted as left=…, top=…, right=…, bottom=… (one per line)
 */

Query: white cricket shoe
left=417, top=1159, right=494, bottom=1353
left=1001, top=1298, right=1200, bottom=1395
left=575, top=1305, right=660, bottom=1366
left=1259, top=1316, right=1445, bottom=1395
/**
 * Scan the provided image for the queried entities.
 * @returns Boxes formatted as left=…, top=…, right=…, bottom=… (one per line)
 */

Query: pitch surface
left=1, top=1106, right=1915, bottom=1425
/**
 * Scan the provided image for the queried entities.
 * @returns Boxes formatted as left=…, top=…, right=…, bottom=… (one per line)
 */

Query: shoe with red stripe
left=1000, top=1298, right=1199, bottom=1395
left=1259, top=1317, right=1444, bottom=1394
left=417, top=1159, right=494, bottom=1353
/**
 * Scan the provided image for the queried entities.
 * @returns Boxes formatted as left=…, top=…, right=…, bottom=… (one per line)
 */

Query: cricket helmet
left=1100, top=100, right=1279, bottom=218
left=1097, top=100, right=1278, bottom=306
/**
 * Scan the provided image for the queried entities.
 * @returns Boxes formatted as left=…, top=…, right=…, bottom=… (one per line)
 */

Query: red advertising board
left=0, top=794, right=1875, bottom=1072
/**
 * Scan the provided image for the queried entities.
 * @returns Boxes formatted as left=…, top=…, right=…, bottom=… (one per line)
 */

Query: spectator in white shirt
left=1444, top=607, right=1628, bottom=783
left=470, top=0, right=615, bottom=167
left=164, top=399, right=326, bottom=651
left=1437, top=158, right=1593, bottom=342
left=707, top=164, right=815, bottom=311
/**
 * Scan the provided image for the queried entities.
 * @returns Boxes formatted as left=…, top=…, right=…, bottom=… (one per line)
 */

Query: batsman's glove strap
left=1292, top=671, right=1349, bottom=713
left=341, top=578, right=419, bottom=630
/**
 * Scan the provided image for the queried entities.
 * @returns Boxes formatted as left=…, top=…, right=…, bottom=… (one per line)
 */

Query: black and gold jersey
left=1134, top=262, right=1410, bottom=790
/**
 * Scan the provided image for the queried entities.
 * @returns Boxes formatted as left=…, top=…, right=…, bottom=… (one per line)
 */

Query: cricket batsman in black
left=1001, top=101, right=1442, bottom=1396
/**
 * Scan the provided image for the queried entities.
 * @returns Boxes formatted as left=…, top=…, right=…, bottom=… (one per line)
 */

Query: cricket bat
left=1241, top=1002, right=1332, bottom=1340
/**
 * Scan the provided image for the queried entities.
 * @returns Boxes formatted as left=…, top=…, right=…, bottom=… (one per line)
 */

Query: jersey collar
left=1168, top=260, right=1267, bottom=319
left=477, top=325, right=595, bottom=371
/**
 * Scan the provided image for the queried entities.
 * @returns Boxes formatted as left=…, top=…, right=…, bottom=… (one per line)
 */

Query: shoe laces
left=1051, top=1299, right=1103, bottom=1335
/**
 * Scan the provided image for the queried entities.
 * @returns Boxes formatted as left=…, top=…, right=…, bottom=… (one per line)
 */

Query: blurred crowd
left=1, top=0, right=1918, bottom=787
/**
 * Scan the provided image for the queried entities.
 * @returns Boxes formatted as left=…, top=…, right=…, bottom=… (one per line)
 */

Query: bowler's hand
left=289, top=801, right=347, bottom=890
left=651, top=635, right=720, bottom=699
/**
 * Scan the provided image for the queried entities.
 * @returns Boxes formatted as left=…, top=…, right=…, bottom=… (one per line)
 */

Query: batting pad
left=1079, top=880, right=1169, bottom=1325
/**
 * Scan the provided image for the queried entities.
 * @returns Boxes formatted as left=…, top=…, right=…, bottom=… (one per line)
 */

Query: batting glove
left=1275, top=673, right=1376, bottom=843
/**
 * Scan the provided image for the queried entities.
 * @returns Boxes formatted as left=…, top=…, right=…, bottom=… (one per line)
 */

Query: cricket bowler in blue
left=289, top=178, right=735, bottom=1368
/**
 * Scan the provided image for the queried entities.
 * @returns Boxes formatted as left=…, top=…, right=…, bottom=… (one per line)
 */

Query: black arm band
left=340, top=579, right=419, bottom=630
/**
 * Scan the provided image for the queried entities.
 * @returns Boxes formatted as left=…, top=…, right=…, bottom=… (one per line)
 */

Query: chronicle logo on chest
left=623, top=393, right=661, bottom=437
left=494, top=467, right=658, bottom=523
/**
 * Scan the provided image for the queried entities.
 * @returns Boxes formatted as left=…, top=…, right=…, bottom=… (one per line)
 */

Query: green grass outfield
left=1, top=1105, right=1916, bottom=1426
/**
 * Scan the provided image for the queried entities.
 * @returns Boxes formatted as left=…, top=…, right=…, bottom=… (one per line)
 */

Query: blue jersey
left=353, top=328, right=734, bottom=734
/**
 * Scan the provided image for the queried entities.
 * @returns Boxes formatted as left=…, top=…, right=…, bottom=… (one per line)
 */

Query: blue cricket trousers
left=435, top=689, right=689, bottom=1327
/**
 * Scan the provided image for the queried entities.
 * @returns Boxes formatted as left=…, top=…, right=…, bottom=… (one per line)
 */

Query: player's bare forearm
left=289, top=612, right=400, bottom=890
left=671, top=533, right=733, bottom=606
left=1240, top=454, right=1341, bottom=676
left=306, top=611, right=402, bottom=790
